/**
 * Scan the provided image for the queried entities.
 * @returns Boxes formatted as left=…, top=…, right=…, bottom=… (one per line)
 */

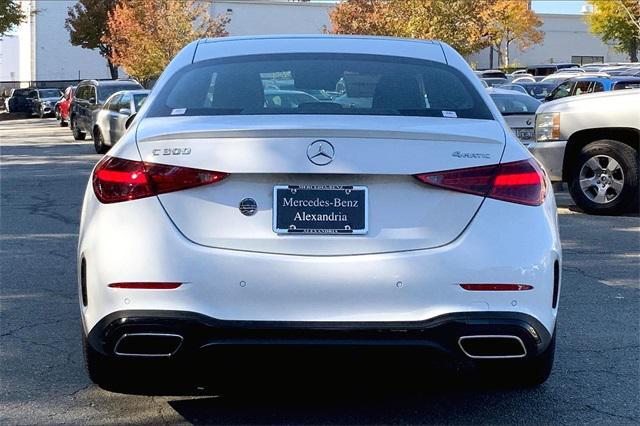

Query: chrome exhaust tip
left=114, top=333, right=183, bottom=357
left=458, top=335, right=527, bottom=359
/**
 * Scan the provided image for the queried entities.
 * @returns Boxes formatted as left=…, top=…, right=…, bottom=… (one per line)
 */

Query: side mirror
left=125, top=113, right=137, bottom=129
left=544, top=95, right=553, bottom=102
left=89, top=97, right=96, bottom=104
left=118, top=108, right=131, bottom=116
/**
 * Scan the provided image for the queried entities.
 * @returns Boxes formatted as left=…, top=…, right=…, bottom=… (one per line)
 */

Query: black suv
left=71, top=79, right=143, bottom=140
left=6, top=88, right=34, bottom=113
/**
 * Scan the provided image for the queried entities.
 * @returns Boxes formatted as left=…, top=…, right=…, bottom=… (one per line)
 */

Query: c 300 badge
left=152, top=148, right=191, bottom=156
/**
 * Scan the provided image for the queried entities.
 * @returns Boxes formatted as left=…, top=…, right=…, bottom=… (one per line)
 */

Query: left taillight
left=93, top=156, right=229, bottom=204
left=414, top=158, right=546, bottom=206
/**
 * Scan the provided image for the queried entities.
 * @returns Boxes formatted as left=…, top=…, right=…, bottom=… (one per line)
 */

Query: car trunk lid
left=136, top=115, right=505, bottom=255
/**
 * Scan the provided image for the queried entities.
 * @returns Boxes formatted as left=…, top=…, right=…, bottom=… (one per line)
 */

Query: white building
left=468, top=13, right=628, bottom=69
left=0, top=0, right=122, bottom=86
left=0, top=0, right=633, bottom=86
left=212, top=0, right=332, bottom=35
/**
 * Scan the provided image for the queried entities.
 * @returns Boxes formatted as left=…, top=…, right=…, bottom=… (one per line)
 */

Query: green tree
left=65, top=0, right=119, bottom=79
left=0, top=0, right=27, bottom=38
left=586, top=0, right=640, bottom=62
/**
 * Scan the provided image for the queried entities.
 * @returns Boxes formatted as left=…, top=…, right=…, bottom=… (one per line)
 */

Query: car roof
left=544, top=72, right=607, bottom=79
left=106, top=89, right=150, bottom=99
left=78, top=79, right=141, bottom=86
left=568, top=75, right=640, bottom=82
left=192, top=35, right=448, bottom=65
left=200, top=34, right=439, bottom=45
left=516, top=82, right=556, bottom=86
left=486, top=87, right=530, bottom=96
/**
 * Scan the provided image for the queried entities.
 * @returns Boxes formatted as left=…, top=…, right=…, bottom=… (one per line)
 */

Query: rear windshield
left=98, top=84, right=142, bottom=102
left=490, top=93, right=541, bottom=115
left=40, top=89, right=62, bottom=98
left=147, top=53, right=493, bottom=120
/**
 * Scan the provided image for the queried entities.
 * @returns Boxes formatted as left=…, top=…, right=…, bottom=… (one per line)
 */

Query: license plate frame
left=272, top=185, right=368, bottom=235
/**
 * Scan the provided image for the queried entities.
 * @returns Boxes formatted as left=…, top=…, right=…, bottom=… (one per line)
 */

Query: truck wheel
left=568, top=140, right=638, bottom=215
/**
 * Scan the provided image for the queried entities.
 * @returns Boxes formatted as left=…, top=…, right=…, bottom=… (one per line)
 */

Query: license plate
left=273, top=185, right=368, bottom=234
left=516, top=128, right=534, bottom=141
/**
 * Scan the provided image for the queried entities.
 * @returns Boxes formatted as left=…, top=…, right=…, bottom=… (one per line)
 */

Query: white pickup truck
left=529, top=90, right=639, bottom=215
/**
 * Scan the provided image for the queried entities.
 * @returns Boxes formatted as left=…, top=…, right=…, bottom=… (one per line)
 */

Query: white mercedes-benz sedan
left=78, top=36, right=561, bottom=389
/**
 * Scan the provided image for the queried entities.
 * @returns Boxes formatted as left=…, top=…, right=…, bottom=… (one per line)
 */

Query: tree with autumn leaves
left=66, top=0, right=229, bottom=83
left=66, top=0, right=120, bottom=79
left=330, top=0, right=544, bottom=67
left=103, top=0, right=228, bottom=83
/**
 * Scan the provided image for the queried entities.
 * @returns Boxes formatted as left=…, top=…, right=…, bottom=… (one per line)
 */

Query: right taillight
left=93, top=156, right=228, bottom=204
left=414, top=158, right=546, bottom=206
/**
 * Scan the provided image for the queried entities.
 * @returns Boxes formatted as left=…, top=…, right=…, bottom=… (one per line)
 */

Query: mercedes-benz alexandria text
left=78, top=36, right=561, bottom=389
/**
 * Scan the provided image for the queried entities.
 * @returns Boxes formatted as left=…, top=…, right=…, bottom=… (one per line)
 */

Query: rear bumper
left=79, top=185, right=562, bottom=336
left=527, top=141, right=567, bottom=182
left=87, top=310, right=553, bottom=360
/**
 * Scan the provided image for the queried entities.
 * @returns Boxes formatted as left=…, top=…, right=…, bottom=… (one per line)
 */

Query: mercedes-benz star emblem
left=307, top=140, right=335, bottom=166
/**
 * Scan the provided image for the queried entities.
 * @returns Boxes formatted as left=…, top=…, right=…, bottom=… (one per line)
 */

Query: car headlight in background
left=535, top=112, right=560, bottom=142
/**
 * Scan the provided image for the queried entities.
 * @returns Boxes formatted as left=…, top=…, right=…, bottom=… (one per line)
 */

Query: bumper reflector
left=460, top=284, right=533, bottom=291
left=108, top=282, right=182, bottom=290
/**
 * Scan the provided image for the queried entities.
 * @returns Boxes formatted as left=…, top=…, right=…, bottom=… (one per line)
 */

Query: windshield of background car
left=40, top=89, right=62, bottom=98
left=613, top=80, right=640, bottom=90
left=147, top=53, right=493, bottom=120
left=13, top=89, right=30, bottom=97
left=133, top=94, right=148, bottom=110
left=489, top=93, right=541, bottom=115
left=98, top=84, right=142, bottom=102
left=522, top=84, right=555, bottom=98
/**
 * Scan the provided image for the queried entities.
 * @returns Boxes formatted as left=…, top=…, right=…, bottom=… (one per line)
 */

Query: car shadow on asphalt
left=98, top=348, right=545, bottom=424
left=164, top=353, right=539, bottom=425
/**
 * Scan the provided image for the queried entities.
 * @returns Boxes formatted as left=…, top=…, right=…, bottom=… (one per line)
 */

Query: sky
left=530, top=1, right=587, bottom=14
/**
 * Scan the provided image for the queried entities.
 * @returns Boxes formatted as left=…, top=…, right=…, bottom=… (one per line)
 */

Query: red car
left=56, top=86, right=75, bottom=127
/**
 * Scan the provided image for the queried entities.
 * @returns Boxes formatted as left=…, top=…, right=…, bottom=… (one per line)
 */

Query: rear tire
left=93, top=128, right=109, bottom=154
left=72, top=118, right=86, bottom=140
left=568, top=140, right=638, bottom=215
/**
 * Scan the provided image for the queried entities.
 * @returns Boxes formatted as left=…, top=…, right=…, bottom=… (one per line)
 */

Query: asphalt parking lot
left=1, top=116, right=639, bottom=425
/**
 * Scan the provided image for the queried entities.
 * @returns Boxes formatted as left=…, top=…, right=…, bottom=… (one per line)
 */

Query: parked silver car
left=488, top=88, right=541, bottom=144
left=92, top=89, right=149, bottom=153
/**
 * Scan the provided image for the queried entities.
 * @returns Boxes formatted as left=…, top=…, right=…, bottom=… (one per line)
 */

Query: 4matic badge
left=452, top=151, right=491, bottom=159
